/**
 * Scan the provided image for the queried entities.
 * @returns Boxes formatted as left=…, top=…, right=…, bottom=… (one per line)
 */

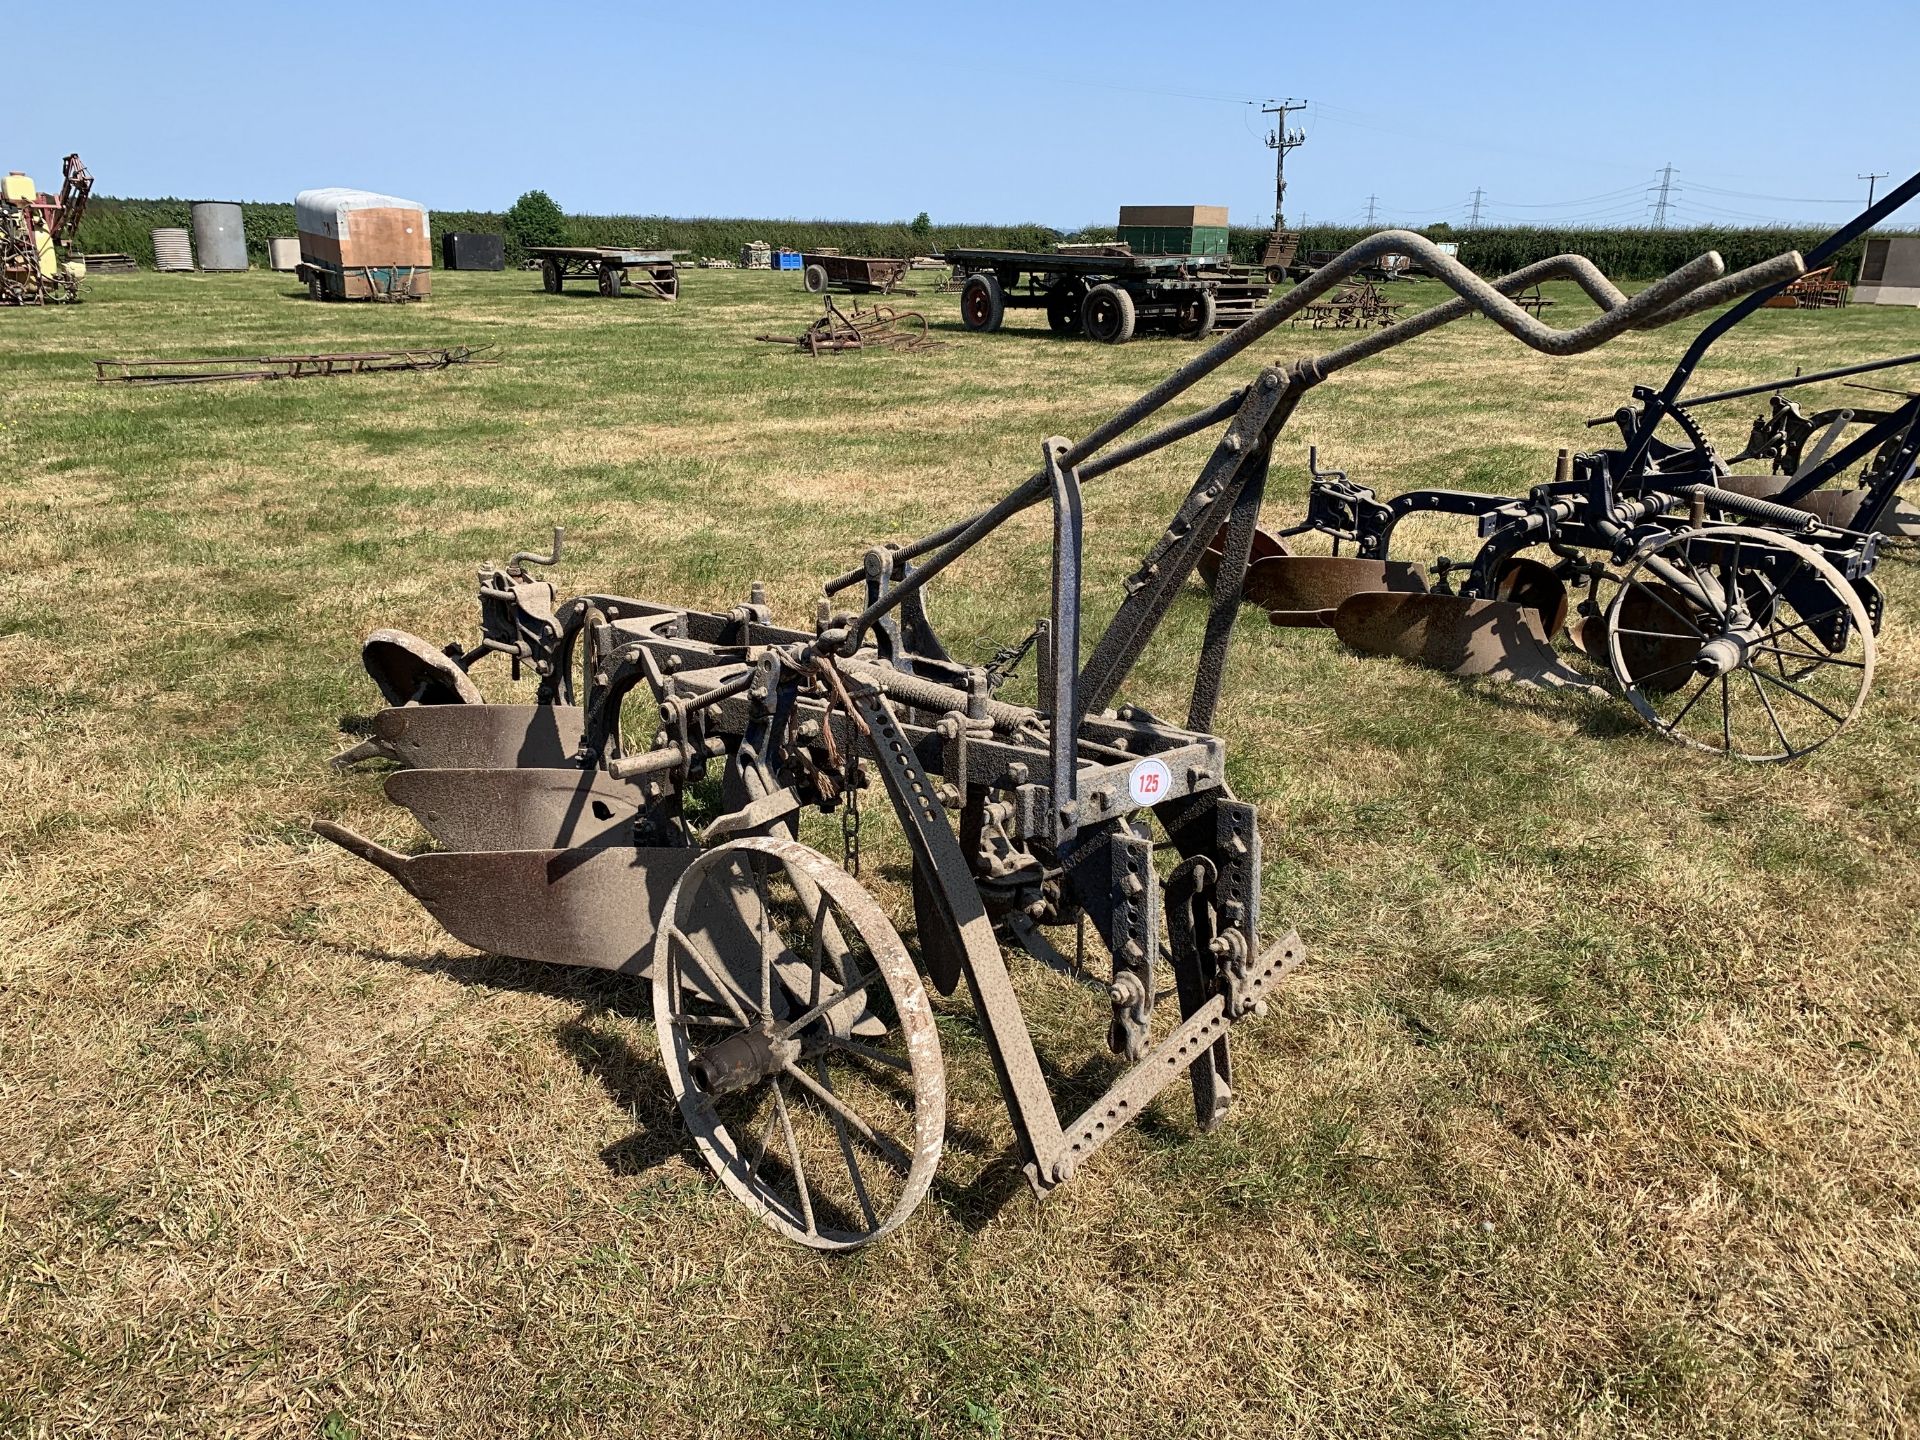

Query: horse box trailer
left=295, top=187, right=430, bottom=301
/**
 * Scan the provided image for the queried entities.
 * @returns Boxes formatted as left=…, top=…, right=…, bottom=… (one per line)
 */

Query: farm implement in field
left=316, top=223, right=1803, bottom=1247
left=1221, top=170, right=1920, bottom=762
left=2, top=153, right=91, bottom=306
left=755, top=296, right=943, bottom=355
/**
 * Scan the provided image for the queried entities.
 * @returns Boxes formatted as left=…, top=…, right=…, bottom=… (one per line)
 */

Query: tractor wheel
left=960, top=273, right=1004, bottom=332
left=1081, top=284, right=1137, bottom=344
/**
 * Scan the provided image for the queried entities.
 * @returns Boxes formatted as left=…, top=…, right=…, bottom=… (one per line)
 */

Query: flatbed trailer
left=939, top=246, right=1265, bottom=343
left=528, top=245, right=684, bottom=300
left=801, top=252, right=914, bottom=295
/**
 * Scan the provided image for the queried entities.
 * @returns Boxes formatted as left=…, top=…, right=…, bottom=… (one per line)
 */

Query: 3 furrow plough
left=316, top=223, right=1809, bottom=1246
left=1215, top=170, right=1920, bottom=761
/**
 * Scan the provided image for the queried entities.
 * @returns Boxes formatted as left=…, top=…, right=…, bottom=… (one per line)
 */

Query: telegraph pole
left=1364, top=194, right=1378, bottom=226
left=1467, top=188, right=1484, bottom=227
left=1261, top=98, right=1308, bottom=229
left=1648, top=163, right=1677, bottom=227
left=1860, top=171, right=1888, bottom=208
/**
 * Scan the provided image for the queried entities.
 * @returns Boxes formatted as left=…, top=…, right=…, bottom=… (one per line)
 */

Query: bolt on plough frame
left=317, top=228, right=1805, bottom=1246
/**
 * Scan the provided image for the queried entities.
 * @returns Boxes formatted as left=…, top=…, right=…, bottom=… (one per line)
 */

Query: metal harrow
left=316, top=226, right=1801, bottom=1246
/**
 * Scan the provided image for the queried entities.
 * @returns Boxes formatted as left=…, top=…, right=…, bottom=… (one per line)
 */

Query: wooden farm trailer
left=528, top=246, right=684, bottom=300
left=941, top=247, right=1265, bottom=344
left=800, top=252, right=913, bottom=295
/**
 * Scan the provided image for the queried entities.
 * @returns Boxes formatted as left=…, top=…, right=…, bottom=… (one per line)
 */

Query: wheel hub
left=692, top=1023, right=799, bottom=1095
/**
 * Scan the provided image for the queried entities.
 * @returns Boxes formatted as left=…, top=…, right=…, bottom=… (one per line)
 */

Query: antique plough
left=1226, top=170, right=1920, bottom=761
left=316, top=228, right=1800, bottom=1247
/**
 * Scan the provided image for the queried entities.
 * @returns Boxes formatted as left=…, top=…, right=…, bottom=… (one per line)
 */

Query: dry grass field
left=3, top=262, right=1918, bottom=1438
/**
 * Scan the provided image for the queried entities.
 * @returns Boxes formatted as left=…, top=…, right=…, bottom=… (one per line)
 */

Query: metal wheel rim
left=1605, top=524, right=1875, bottom=761
left=961, top=278, right=991, bottom=328
left=651, top=836, right=945, bottom=1248
left=1084, top=293, right=1120, bottom=341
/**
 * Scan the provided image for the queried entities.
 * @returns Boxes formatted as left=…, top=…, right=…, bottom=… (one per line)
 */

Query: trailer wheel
left=542, top=259, right=563, bottom=294
left=1176, top=290, right=1218, bottom=339
left=1045, top=280, right=1086, bottom=335
left=306, top=272, right=325, bottom=302
left=960, top=273, right=1004, bottom=332
left=600, top=266, right=624, bottom=298
left=1081, top=284, right=1136, bottom=344
left=803, top=263, right=830, bottom=294
left=653, top=836, right=946, bottom=1249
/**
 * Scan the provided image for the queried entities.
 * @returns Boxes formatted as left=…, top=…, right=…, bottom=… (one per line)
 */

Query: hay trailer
left=528, top=245, right=684, bottom=300
left=942, top=247, right=1233, bottom=344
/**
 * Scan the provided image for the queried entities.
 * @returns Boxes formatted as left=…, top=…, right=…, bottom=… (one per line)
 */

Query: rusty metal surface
left=362, top=629, right=484, bottom=707
left=314, top=824, right=690, bottom=973
left=385, top=767, right=644, bottom=851
left=1249, top=555, right=1428, bottom=627
left=359, top=704, right=586, bottom=770
left=1333, top=592, right=1604, bottom=692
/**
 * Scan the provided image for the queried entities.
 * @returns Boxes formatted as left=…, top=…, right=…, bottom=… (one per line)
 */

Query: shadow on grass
left=379, top=945, right=1023, bottom=1227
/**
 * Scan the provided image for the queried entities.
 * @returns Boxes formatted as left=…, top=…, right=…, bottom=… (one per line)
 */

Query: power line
left=1860, top=171, right=1889, bottom=207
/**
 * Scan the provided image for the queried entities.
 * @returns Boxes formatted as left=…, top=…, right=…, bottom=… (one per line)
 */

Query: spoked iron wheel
left=1605, top=524, right=1875, bottom=761
left=652, top=836, right=945, bottom=1248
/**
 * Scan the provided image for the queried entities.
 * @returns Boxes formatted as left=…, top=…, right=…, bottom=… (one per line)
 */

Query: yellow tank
left=2, top=171, right=36, bottom=203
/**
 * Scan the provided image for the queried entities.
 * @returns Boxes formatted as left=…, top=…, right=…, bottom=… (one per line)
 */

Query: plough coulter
left=318, top=221, right=1806, bottom=1246
left=1216, top=170, right=1920, bottom=762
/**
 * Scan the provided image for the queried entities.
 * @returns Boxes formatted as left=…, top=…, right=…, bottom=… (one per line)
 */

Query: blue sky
left=26, top=0, right=1920, bottom=230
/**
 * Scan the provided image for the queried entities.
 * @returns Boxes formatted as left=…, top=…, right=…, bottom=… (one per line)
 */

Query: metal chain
left=841, top=755, right=862, bottom=877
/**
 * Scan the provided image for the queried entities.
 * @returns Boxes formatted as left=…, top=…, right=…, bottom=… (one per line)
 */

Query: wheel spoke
left=1750, top=642, right=1865, bottom=670
left=1630, top=579, right=1704, bottom=638
left=770, top=1080, right=815, bottom=1236
left=1766, top=605, right=1850, bottom=653
left=744, top=1098, right=781, bottom=1187
left=755, top=861, right=773, bottom=1019
left=816, top=1058, right=879, bottom=1233
left=1614, top=625, right=1698, bottom=641
left=1720, top=673, right=1732, bottom=753
left=782, top=1061, right=912, bottom=1168
left=1663, top=672, right=1716, bottom=733
left=1753, top=666, right=1847, bottom=725
left=1748, top=665, right=1793, bottom=756
left=778, top=965, right=882, bottom=1039
left=668, top=926, right=752, bottom=1025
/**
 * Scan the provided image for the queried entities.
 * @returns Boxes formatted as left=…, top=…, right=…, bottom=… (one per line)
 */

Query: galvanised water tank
left=191, top=201, right=247, bottom=271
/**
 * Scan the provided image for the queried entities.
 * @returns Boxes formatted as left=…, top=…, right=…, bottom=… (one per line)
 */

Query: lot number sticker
left=1127, top=757, right=1172, bottom=806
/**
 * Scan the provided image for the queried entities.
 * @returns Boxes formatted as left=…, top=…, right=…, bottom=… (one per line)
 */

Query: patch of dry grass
left=3, top=267, right=1919, bottom=1438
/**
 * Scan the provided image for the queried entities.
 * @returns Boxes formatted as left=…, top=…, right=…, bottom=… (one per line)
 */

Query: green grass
left=3, top=266, right=1919, bottom=1437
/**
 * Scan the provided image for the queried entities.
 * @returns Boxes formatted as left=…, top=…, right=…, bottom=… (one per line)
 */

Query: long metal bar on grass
left=94, top=346, right=493, bottom=385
